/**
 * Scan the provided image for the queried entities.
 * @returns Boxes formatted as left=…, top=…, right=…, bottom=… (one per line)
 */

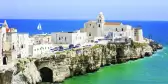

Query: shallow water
left=63, top=46, right=168, bottom=84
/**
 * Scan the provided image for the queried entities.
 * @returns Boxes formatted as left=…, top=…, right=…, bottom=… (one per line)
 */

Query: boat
left=37, top=23, right=42, bottom=30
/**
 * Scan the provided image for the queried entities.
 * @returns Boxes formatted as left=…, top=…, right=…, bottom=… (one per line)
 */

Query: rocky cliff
left=0, top=42, right=163, bottom=84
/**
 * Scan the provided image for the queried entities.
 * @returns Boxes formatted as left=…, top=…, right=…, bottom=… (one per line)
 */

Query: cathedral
left=80, top=12, right=144, bottom=43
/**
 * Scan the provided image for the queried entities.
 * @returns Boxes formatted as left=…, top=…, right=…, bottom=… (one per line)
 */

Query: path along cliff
left=0, top=41, right=163, bottom=84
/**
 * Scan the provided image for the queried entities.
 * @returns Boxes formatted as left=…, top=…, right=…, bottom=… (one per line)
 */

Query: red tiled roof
left=104, top=22, right=122, bottom=25
left=6, top=28, right=10, bottom=32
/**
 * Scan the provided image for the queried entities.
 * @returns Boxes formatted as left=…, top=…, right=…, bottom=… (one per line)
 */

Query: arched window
left=89, top=32, right=91, bottom=36
left=122, top=28, right=124, bottom=31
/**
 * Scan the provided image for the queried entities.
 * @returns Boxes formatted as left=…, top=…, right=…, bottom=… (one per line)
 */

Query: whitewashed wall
left=84, top=21, right=98, bottom=41
left=18, top=33, right=30, bottom=58
left=30, top=34, right=52, bottom=45
left=103, top=25, right=133, bottom=39
left=29, top=44, right=53, bottom=57
left=0, top=33, right=2, bottom=65
left=51, top=32, right=87, bottom=45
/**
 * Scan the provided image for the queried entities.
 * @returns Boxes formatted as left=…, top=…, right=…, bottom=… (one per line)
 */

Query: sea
left=1, top=19, right=168, bottom=84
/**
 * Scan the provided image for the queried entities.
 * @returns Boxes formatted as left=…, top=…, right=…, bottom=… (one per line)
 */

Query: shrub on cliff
left=91, top=45, right=100, bottom=49
left=132, top=42, right=147, bottom=48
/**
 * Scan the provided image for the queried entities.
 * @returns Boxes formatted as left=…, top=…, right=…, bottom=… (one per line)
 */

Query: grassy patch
left=91, top=45, right=100, bottom=49
left=132, top=42, right=147, bottom=48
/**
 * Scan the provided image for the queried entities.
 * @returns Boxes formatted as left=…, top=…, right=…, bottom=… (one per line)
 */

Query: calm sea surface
left=1, top=19, right=168, bottom=84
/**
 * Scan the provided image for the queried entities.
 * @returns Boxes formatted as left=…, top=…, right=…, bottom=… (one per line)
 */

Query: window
left=21, top=45, right=24, bottom=48
left=48, top=38, right=50, bottom=42
left=122, top=28, right=124, bottom=31
left=91, top=40, right=94, bottom=42
left=90, top=24, right=91, bottom=26
left=59, top=37, right=61, bottom=40
left=65, top=37, right=66, bottom=41
left=17, top=54, right=21, bottom=58
left=93, top=26, right=94, bottom=28
left=13, top=45, right=15, bottom=50
left=99, top=24, right=101, bottom=27
left=89, top=33, right=91, bottom=36
left=100, top=20, right=101, bottom=23
left=116, top=28, right=118, bottom=31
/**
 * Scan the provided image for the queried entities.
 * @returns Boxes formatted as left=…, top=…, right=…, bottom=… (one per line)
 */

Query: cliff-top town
left=0, top=12, right=150, bottom=66
left=0, top=12, right=164, bottom=84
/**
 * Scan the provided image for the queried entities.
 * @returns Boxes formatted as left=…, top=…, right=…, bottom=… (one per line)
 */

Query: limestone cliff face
left=0, top=70, right=13, bottom=84
left=0, top=42, right=162, bottom=84
left=12, top=59, right=41, bottom=84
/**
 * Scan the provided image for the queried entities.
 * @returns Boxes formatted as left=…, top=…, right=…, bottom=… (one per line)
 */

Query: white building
left=0, top=20, right=29, bottom=65
left=134, top=28, right=144, bottom=43
left=29, top=44, right=53, bottom=57
left=80, top=12, right=144, bottom=43
left=51, top=30, right=87, bottom=45
left=29, top=34, right=52, bottom=45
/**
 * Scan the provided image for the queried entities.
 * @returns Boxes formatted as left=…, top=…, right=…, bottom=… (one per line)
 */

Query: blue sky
left=0, top=0, right=168, bottom=21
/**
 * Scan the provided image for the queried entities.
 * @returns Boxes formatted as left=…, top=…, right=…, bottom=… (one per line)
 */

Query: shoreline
left=0, top=40, right=163, bottom=84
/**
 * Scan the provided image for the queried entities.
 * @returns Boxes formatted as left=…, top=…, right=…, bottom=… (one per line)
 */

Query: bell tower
left=96, top=12, right=105, bottom=36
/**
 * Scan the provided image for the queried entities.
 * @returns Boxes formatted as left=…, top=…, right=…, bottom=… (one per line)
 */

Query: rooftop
left=104, top=22, right=122, bottom=25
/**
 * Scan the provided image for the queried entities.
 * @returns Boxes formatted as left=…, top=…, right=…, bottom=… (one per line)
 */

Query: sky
left=0, top=0, right=168, bottom=21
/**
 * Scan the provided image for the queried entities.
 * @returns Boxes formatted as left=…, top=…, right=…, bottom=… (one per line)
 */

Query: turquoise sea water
left=63, top=46, right=168, bottom=84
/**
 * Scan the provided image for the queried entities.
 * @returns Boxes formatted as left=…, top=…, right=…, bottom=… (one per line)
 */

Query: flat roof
left=104, top=22, right=122, bottom=25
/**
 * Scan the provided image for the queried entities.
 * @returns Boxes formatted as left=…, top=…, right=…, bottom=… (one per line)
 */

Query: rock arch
left=40, top=67, right=53, bottom=82
left=116, top=48, right=125, bottom=63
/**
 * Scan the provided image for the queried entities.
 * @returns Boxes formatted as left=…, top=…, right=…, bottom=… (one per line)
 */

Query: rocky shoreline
left=0, top=41, right=163, bottom=84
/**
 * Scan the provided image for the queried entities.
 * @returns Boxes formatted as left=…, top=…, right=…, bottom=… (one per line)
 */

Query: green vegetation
left=16, top=58, right=31, bottom=72
left=107, top=44, right=116, bottom=50
left=132, top=42, right=147, bottom=48
left=56, top=52, right=61, bottom=54
left=91, top=45, right=100, bottom=49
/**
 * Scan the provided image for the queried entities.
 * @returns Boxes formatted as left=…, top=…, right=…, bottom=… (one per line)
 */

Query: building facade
left=134, top=28, right=144, bottom=43
left=80, top=12, right=144, bottom=43
left=51, top=30, right=87, bottom=45
left=0, top=20, right=29, bottom=65
left=29, top=44, right=53, bottom=57
left=30, top=34, right=52, bottom=45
